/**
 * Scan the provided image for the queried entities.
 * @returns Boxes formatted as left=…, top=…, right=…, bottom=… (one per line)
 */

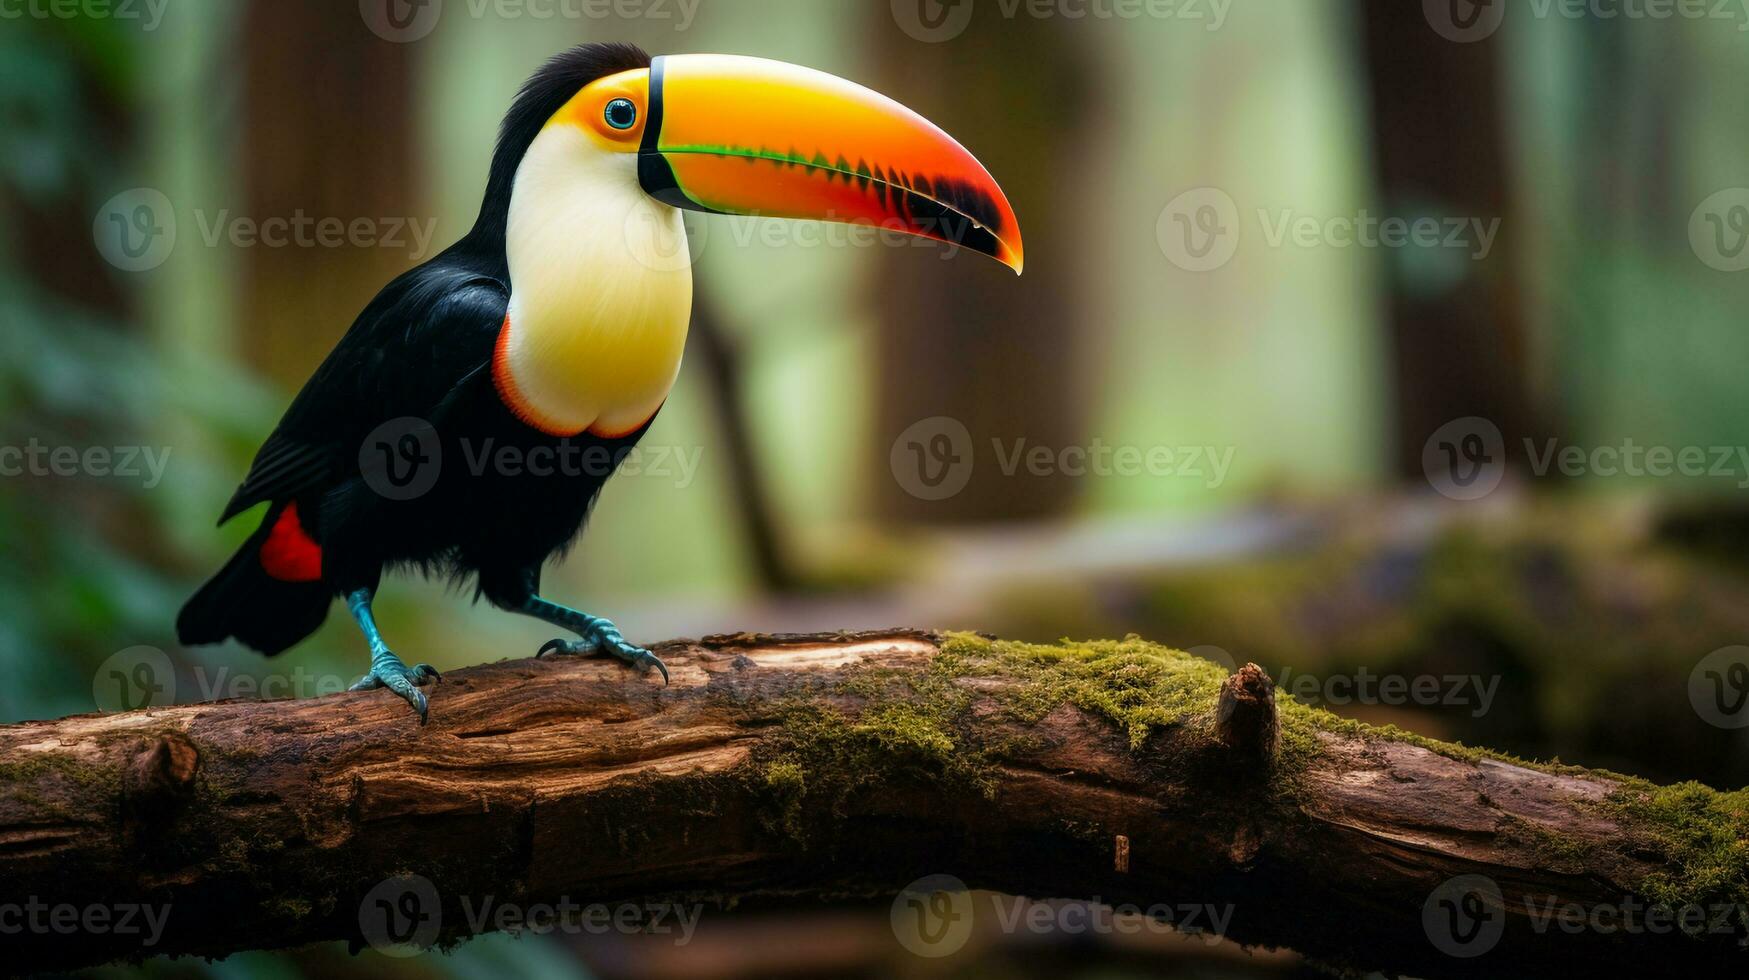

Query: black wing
left=219, top=260, right=508, bottom=524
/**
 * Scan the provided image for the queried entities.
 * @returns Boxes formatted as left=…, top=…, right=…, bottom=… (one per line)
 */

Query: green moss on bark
left=761, top=761, right=807, bottom=839
left=937, top=632, right=1228, bottom=749
left=1601, top=781, right=1749, bottom=910
left=0, top=750, right=123, bottom=815
left=750, top=633, right=1236, bottom=843
left=748, top=633, right=1748, bottom=912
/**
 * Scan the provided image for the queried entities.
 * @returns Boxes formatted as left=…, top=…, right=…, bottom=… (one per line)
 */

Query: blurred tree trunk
left=869, top=12, right=1105, bottom=524
left=1358, top=1, right=1550, bottom=478
left=12, top=33, right=131, bottom=318
left=688, top=296, right=799, bottom=591
left=240, top=1, right=419, bottom=384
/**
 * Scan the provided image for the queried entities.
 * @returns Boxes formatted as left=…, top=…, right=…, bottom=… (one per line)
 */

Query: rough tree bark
left=0, top=631, right=1743, bottom=977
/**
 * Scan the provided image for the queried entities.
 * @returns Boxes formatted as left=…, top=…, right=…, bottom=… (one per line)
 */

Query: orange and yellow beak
left=636, top=54, right=1023, bottom=274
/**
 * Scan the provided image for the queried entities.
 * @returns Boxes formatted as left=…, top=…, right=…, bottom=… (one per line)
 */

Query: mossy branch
left=0, top=631, right=1744, bottom=977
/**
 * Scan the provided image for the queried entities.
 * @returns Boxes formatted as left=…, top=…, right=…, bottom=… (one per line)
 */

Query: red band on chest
left=492, top=315, right=586, bottom=437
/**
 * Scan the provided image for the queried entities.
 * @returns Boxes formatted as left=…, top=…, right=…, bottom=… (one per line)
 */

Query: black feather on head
left=467, top=42, right=652, bottom=244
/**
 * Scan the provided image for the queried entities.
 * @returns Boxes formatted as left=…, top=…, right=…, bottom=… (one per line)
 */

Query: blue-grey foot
left=349, top=653, right=441, bottom=723
left=536, top=617, right=670, bottom=684
left=345, top=589, right=439, bottom=723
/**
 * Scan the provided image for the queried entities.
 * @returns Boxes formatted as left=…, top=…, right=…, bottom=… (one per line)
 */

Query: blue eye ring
left=604, top=98, right=638, bottom=131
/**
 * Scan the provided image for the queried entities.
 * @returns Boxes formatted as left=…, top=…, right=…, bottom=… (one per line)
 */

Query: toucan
left=177, top=43, right=1022, bottom=722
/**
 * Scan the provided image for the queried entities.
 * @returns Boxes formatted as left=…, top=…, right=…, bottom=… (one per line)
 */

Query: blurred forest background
left=4, top=0, right=1749, bottom=976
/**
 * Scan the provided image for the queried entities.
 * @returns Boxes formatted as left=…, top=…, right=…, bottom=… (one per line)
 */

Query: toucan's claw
left=638, top=649, right=671, bottom=685
left=350, top=656, right=440, bottom=724
left=537, top=627, right=670, bottom=685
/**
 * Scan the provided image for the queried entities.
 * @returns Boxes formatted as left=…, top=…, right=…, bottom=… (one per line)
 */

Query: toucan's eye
left=603, top=98, right=637, bottom=131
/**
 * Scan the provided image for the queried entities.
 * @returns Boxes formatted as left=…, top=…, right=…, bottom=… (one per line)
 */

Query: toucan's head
left=485, top=43, right=1023, bottom=274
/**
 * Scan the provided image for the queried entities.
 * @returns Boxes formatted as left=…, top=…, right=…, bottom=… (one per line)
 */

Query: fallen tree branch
left=0, top=630, right=1744, bottom=977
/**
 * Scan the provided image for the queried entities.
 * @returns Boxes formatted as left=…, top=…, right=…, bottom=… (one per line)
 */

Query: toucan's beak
left=637, top=54, right=1023, bottom=274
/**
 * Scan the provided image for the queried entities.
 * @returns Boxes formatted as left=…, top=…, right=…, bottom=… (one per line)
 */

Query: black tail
left=177, top=510, right=331, bottom=656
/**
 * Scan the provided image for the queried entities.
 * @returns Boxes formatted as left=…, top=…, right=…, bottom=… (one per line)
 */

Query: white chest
left=493, top=125, right=693, bottom=438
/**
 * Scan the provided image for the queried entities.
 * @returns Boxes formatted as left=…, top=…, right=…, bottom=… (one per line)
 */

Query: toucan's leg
left=520, top=596, right=669, bottom=684
left=344, top=589, right=440, bottom=723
